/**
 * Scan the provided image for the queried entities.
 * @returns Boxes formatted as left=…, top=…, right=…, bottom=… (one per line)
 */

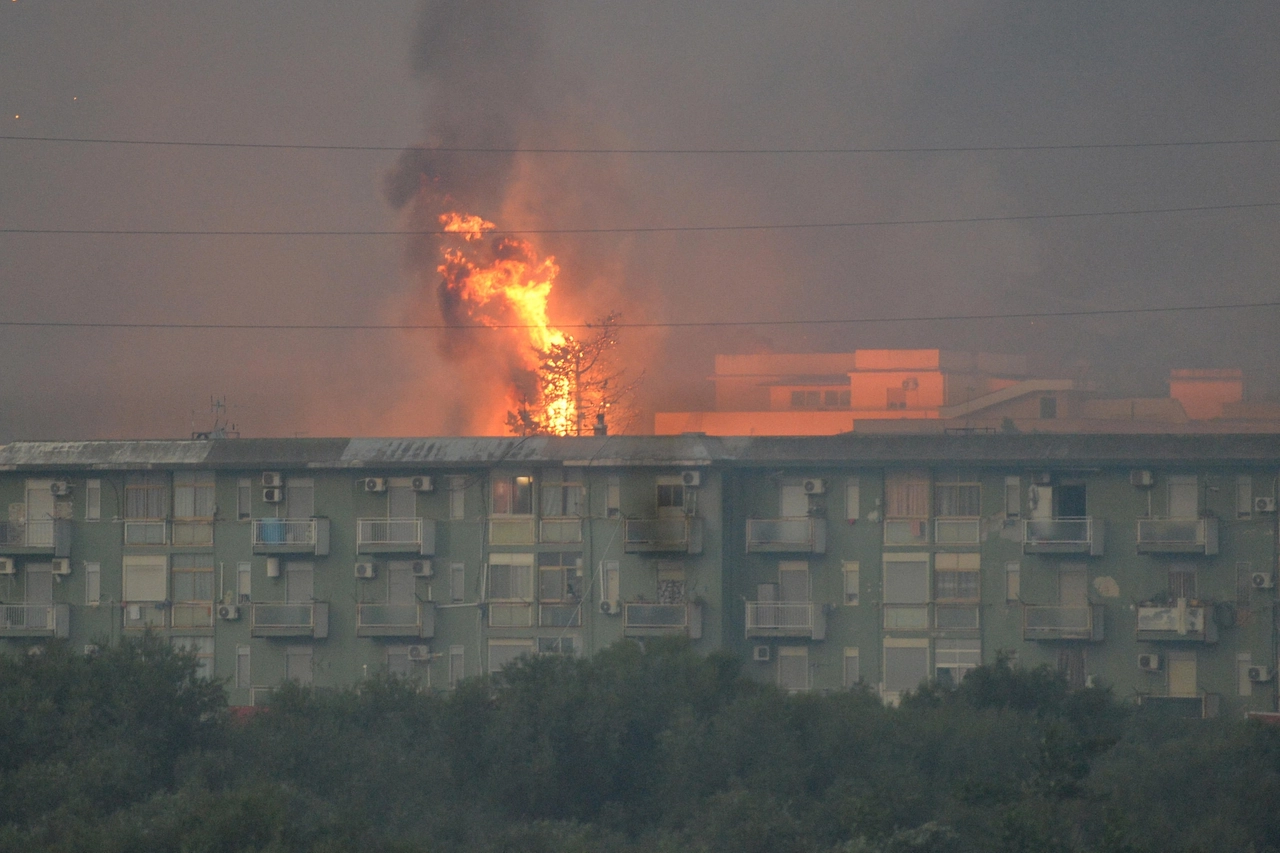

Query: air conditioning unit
left=407, top=645, right=430, bottom=661
left=50, top=480, right=71, bottom=497
left=411, top=476, right=433, bottom=492
left=753, top=645, right=771, bottom=662
left=0, top=558, right=15, bottom=576
left=1248, top=666, right=1273, bottom=683
left=262, top=472, right=283, bottom=488
left=681, top=471, right=702, bottom=488
left=802, top=478, right=826, bottom=495
left=599, top=599, right=622, bottom=616
left=1138, top=653, right=1162, bottom=672
left=1130, top=470, right=1155, bottom=488
left=354, top=562, right=377, bottom=580
left=1252, top=572, right=1275, bottom=590
left=410, top=560, right=432, bottom=578
left=51, top=558, right=71, bottom=576
left=262, top=488, right=284, bottom=503
left=1254, top=497, right=1277, bottom=513
left=363, top=477, right=388, bottom=493
left=217, top=604, right=240, bottom=621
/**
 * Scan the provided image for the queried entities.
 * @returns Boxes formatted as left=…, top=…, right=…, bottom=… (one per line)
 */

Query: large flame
left=436, top=211, right=578, bottom=435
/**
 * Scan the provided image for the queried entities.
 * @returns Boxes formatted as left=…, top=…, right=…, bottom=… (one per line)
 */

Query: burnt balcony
left=1136, top=601, right=1218, bottom=643
left=251, top=518, right=331, bottom=556
left=250, top=602, right=330, bottom=638
left=356, top=602, right=435, bottom=638
left=0, top=519, right=71, bottom=557
left=0, top=603, right=69, bottom=638
left=356, top=518, right=435, bottom=555
left=1136, top=518, right=1218, bottom=555
left=623, top=601, right=703, bottom=639
left=123, top=601, right=214, bottom=631
left=1023, top=518, right=1105, bottom=556
left=746, top=518, right=826, bottom=554
left=1022, top=604, right=1105, bottom=642
left=624, top=517, right=704, bottom=554
left=744, top=601, right=825, bottom=640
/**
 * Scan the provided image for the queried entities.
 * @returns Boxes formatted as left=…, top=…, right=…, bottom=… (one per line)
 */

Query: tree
left=506, top=313, right=642, bottom=437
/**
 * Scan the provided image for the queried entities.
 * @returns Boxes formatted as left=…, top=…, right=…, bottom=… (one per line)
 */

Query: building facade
left=0, top=434, right=1276, bottom=717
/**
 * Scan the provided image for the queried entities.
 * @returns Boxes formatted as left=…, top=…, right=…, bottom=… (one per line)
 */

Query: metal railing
left=252, top=519, right=318, bottom=547
left=539, top=603, right=582, bottom=628
left=746, top=518, right=826, bottom=552
left=0, top=519, right=56, bottom=547
left=624, top=518, right=698, bottom=551
left=123, top=601, right=168, bottom=630
left=744, top=601, right=818, bottom=637
left=1023, top=517, right=1100, bottom=552
left=1022, top=604, right=1103, bottom=641
left=624, top=602, right=690, bottom=629
left=357, top=603, right=421, bottom=629
left=252, top=603, right=319, bottom=629
left=357, top=518, right=422, bottom=549
left=1136, top=602, right=1215, bottom=641
left=170, top=602, right=215, bottom=628
left=0, top=604, right=57, bottom=630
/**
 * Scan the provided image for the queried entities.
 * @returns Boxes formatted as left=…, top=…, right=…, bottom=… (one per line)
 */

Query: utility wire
left=3, top=201, right=1278, bottom=237
left=4, top=134, right=1280, bottom=154
left=2, top=301, right=1277, bottom=333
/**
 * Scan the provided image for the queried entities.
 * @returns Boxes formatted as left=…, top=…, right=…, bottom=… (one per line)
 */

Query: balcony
left=0, top=519, right=71, bottom=557
left=172, top=520, right=214, bottom=547
left=1138, top=693, right=1220, bottom=719
left=1022, top=604, right=1105, bottom=642
left=539, top=603, right=582, bottom=628
left=1136, top=601, right=1218, bottom=643
left=251, top=518, right=331, bottom=556
left=124, top=520, right=169, bottom=546
left=934, top=518, right=981, bottom=546
left=624, top=517, right=704, bottom=554
left=356, top=602, right=435, bottom=638
left=744, top=601, right=825, bottom=640
left=123, top=601, right=215, bottom=631
left=489, top=517, right=536, bottom=546
left=0, top=603, right=69, bottom=638
left=745, top=518, right=826, bottom=554
left=357, top=518, right=435, bottom=555
left=251, top=602, right=330, bottom=638
left=539, top=517, right=583, bottom=544
left=623, top=601, right=703, bottom=639
left=1023, top=518, right=1104, bottom=556
left=883, top=518, right=929, bottom=546
left=1136, top=518, right=1218, bottom=555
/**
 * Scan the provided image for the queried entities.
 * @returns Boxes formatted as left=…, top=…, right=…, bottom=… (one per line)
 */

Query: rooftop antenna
left=192, top=395, right=240, bottom=440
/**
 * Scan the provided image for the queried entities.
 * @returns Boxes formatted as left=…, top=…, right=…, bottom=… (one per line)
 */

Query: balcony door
left=285, top=563, right=314, bottom=603
left=1058, top=567, right=1088, bottom=608
left=25, top=480, right=55, bottom=547
left=780, top=484, right=808, bottom=518
left=388, top=484, right=415, bottom=518
left=25, top=565, right=53, bottom=606
left=1168, top=476, right=1197, bottom=518
left=285, top=478, right=314, bottom=519
left=779, top=562, right=810, bottom=603
left=1167, top=651, right=1197, bottom=698
left=1055, top=483, right=1086, bottom=517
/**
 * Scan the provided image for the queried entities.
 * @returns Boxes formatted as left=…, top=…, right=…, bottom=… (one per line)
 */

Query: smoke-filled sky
left=3, top=1, right=1279, bottom=440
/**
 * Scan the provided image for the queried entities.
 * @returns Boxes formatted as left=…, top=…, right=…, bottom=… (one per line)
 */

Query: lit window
left=492, top=474, right=533, bottom=515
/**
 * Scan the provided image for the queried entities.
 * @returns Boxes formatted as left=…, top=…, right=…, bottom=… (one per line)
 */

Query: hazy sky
left=3, top=1, right=1278, bottom=440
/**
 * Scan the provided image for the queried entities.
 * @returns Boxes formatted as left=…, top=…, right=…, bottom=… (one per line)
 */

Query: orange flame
left=436, top=211, right=577, bottom=434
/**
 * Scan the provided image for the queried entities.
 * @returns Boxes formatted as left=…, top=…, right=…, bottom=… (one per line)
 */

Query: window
left=386, top=561, right=417, bottom=605
left=845, top=477, right=860, bottom=522
left=285, top=478, right=315, bottom=518
left=487, top=554, right=533, bottom=601
left=172, top=636, right=214, bottom=681
left=1005, top=561, right=1021, bottom=603
left=540, top=472, right=583, bottom=517
left=386, top=646, right=414, bottom=678
left=448, top=476, right=466, bottom=520
left=606, top=476, right=620, bottom=518
left=171, top=554, right=215, bottom=628
left=1238, top=653, right=1254, bottom=698
left=1236, top=475, right=1253, bottom=518
left=883, top=639, right=929, bottom=700
left=1237, top=561, right=1254, bottom=609
left=657, top=563, right=687, bottom=604
left=1167, top=651, right=1196, bottom=698
left=85, top=479, right=101, bottom=521
left=125, top=473, right=168, bottom=519
left=1169, top=566, right=1197, bottom=601
left=600, top=560, right=620, bottom=604
left=237, top=479, right=252, bottom=519
left=886, top=387, right=907, bottom=410
left=934, top=476, right=980, bottom=517
left=236, top=645, right=250, bottom=689
left=843, top=648, right=860, bottom=688
left=450, top=563, right=466, bottom=602
left=538, top=636, right=578, bottom=655
left=934, top=553, right=980, bottom=600
left=173, top=472, right=215, bottom=518
left=778, top=646, right=809, bottom=691
left=84, top=562, right=101, bottom=605
left=842, top=561, right=860, bottom=605
left=824, top=389, right=851, bottom=408
left=656, top=482, right=685, bottom=512
left=285, top=646, right=313, bottom=686
left=449, top=645, right=465, bottom=687
left=935, top=640, right=980, bottom=687
left=237, top=561, right=251, bottom=603
left=491, top=474, right=533, bottom=515
left=123, top=555, right=167, bottom=602
left=1039, top=396, right=1057, bottom=419
left=539, top=553, right=583, bottom=602
left=1167, top=475, right=1198, bottom=518
left=488, top=640, right=534, bottom=673
left=778, top=561, right=809, bottom=602
left=388, top=483, right=415, bottom=518
left=886, top=471, right=929, bottom=518
left=883, top=554, right=929, bottom=630
left=1004, top=477, right=1020, bottom=517
left=790, top=389, right=821, bottom=409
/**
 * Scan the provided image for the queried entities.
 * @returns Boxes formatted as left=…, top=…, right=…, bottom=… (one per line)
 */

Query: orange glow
left=436, top=211, right=578, bottom=435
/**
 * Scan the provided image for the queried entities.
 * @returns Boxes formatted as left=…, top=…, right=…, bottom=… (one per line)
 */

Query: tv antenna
left=192, top=395, right=240, bottom=440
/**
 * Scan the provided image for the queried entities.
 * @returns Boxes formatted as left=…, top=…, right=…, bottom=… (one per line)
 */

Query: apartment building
left=0, top=434, right=1276, bottom=717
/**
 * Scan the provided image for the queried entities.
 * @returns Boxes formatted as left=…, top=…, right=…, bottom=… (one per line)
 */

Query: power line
left=2, top=301, right=1276, bottom=333
left=3, top=201, right=1278, bottom=237
left=4, top=133, right=1280, bottom=155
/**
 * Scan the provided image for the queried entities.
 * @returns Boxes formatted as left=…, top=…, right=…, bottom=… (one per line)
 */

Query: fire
left=436, top=211, right=578, bottom=435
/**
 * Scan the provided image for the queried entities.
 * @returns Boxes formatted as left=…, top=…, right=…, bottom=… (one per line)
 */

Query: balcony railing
left=124, top=520, right=169, bottom=546
left=745, top=518, right=827, bottom=553
left=122, top=601, right=215, bottom=631
left=539, top=518, right=583, bottom=544
left=1136, top=518, right=1218, bottom=555
left=1136, top=601, right=1218, bottom=643
left=0, top=603, right=69, bottom=638
left=745, top=601, right=825, bottom=639
left=1138, top=693, right=1220, bottom=719
left=1023, top=518, right=1104, bottom=556
left=251, top=518, right=331, bottom=556
left=623, top=601, right=703, bottom=639
left=487, top=601, right=533, bottom=628
left=1022, top=604, right=1105, bottom=642
left=934, top=518, right=981, bottom=546
left=357, top=518, right=434, bottom=555
left=883, top=518, right=929, bottom=546
left=624, top=517, right=704, bottom=554
left=356, top=602, right=434, bottom=638
left=250, top=602, right=329, bottom=638
left=539, top=603, right=582, bottom=628
left=489, top=517, right=536, bottom=546
left=0, top=519, right=71, bottom=556
left=172, top=520, right=214, bottom=547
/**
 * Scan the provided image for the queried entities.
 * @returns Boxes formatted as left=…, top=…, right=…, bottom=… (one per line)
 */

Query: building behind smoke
left=0, top=433, right=1277, bottom=718
left=655, top=350, right=1280, bottom=435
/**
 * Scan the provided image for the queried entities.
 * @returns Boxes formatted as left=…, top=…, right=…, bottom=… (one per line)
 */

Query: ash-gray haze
left=2, top=1, right=1279, bottom=440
